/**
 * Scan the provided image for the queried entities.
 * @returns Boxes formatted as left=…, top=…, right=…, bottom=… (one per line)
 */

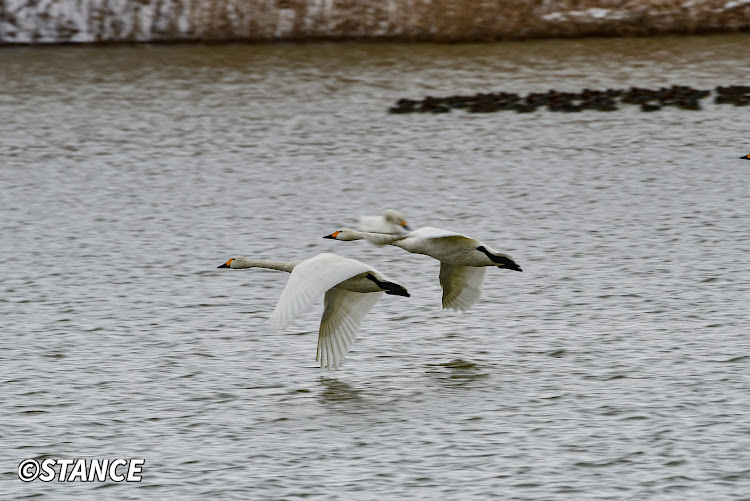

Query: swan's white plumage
left=357, top=209, right=410, bottom=234
left=439, top=263, right=486, bottom=312
left=326, top=227, right=521, bottom=311
left=269, top=253, right=375, bottom=331
left=221, top=252, right=406, bottom=369
left=317, top=289, right=383, bottom=370
left=404, top=226, right=474, bottom=241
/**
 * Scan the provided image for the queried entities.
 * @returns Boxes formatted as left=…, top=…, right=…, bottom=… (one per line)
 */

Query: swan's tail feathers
left=439, top=263, right=486, bottom=313
left=317, top=289, right=383, bottom=370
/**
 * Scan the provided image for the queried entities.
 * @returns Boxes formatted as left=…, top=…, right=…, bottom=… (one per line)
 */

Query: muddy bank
left=1, top=0, right=750, bottom=44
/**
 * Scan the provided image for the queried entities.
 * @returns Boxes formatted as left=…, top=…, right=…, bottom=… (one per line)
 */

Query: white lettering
left=88, top=459, right=109, bottom=482
left=67, top=459, right=87, bottom=481
left=126, top=459, right=145, bottom=481
left=39, top=459, right=56, bottom=482
left=109, top=458, right=127, bottom=482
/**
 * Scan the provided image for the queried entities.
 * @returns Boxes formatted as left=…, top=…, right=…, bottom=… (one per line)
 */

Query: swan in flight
left=324, top=227, right=521, bottom=312
left=218, top=253, right=409, bottom=369
left=357, top=209, right=411, bottom=234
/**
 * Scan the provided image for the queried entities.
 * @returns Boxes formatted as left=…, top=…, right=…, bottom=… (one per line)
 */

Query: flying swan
left=357, top=209, right=411, bottom=234
left=218, top=253, right=409, bottom=369
left=324, top=227, right=521, bottom=312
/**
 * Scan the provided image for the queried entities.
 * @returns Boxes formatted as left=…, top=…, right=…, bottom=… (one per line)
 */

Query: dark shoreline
left=1, top=30, right=749, bottom=49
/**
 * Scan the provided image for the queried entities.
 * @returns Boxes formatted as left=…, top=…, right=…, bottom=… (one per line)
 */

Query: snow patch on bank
left=542, top=8, right=633, bottom=23
left=724, top=0, right=750, bottom=8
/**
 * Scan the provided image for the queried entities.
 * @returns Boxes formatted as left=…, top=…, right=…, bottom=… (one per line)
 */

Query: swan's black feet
left=499, top=258, right=523, bottom=272
left=477, top=246, right=522, bottom=272
left=383, top=282, right=411, bottom=297
left=366, top=274, right=411, bottom=296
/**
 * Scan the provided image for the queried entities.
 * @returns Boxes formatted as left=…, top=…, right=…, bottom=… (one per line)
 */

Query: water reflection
left=426, top=359, right=491, bottom=387
left=317, top=377, right=366, bottom=405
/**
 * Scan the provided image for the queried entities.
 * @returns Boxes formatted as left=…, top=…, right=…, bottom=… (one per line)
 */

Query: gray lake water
left=2, top=35, right=750, bottom=500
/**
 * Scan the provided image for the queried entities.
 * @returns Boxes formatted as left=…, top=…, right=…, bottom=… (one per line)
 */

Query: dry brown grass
left=2, top=0, right=749, bottom=44
left=177, top=0, right=750, bottom=42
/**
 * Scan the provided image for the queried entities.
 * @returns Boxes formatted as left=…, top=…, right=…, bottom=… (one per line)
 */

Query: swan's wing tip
left=315, top=289, right=382, bottom=371
left=268, top=311, right=291, bottom=331
left=439, top=263, right=485, bottom=313
left=441, top=299, right=471, bottom=313
left=442, top=304, right=469, bottom=313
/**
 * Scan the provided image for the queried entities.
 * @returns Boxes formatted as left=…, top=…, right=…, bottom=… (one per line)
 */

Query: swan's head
left=383, top=209, right=410, bottom=231
left=217, top=256, right=246, bottom=268
left=323, top=228, right=361, bottom=241
left=741, top=153, right=750, bottom=160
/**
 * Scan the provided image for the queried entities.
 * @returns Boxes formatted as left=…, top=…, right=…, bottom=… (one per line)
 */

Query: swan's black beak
left=218, top=258, right=233, bottom=268
left=323, top=230, right=340, bottom=240
left=740, top=154, right=750, bottom=160
left=402, top=224, right=411, bottom=231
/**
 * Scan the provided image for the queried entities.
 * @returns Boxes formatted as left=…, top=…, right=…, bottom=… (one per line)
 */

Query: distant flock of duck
left=218, top=210, right=522, bottom=370
left=389, top=85, right=750, bottom=114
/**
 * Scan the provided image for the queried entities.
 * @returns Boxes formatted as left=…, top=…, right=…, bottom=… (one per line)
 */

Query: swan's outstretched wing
left=317, top=289, right=384, bottom=370
left=408, top=226, right=476, bottom=242
left=269, top=253, right=374, bottom=330
left=439, top=262, right=487, bottom=312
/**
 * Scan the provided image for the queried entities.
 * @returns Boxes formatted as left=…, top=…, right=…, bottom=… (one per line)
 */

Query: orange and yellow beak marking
left=400, top=221, right=409, bottom=227
left=331, top=231, right=340, bottom=238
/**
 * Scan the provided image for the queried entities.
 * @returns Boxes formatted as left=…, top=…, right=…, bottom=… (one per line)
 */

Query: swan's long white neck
left=337, top=229, right=405, bottom=246
left=231, top=258, right=299, bottom=273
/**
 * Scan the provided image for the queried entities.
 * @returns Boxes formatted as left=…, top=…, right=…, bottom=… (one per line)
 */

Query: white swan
left=218, top=253, right=409, bottom=369
left=324, top=227, right=521, bottom=312
left=357, top=209, right=411, bottom=234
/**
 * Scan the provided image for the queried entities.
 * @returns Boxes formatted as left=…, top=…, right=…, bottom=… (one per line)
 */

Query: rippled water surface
left=2, top=35, right=750, bottom=500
